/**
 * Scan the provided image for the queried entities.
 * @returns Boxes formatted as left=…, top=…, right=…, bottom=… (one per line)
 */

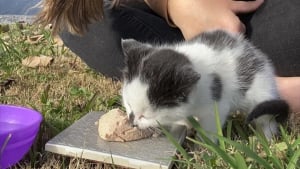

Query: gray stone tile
left=45, top=112, right=187, bottom=169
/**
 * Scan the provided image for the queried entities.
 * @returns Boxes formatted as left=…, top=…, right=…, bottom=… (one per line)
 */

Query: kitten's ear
left=121, top=39, right=152, bottom=58
left=121, top=39, right=153, bottom=81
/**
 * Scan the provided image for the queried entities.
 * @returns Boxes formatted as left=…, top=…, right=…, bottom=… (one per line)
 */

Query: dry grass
left=3, top=55, right=120, bottom=109
left=1, top=23, right=123, bottom=168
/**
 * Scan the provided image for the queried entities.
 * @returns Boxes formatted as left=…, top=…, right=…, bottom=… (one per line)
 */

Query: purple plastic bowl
left=0, top=104, right=42, bottom=169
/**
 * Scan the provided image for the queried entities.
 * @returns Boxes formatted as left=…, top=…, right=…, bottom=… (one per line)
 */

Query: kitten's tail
left=246, top=100, right=290, bottom=123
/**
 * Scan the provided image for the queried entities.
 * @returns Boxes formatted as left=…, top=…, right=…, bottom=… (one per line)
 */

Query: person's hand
left=168, top=0, right=264, bottom=39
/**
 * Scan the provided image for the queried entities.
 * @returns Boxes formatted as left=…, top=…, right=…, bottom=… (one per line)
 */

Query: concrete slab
left=45, top=111, right=187, bottom=169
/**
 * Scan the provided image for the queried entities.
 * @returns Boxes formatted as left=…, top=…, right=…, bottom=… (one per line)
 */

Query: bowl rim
left=0, top=104, right=43, bottom=137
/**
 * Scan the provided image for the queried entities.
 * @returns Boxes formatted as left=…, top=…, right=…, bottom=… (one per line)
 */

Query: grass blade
left=291, top=138, right=300, bottom=150
left=214, top=102, right=225, bottom=150
left=226, top=119, right=233, bottom=139
left=187, top=117, right=237, bottom=168
left=269, top=156, right=283, bottom=169
left=186, top=137, right=237, bottom=169
left=217, top=136, right=273, bottom=169
left=234, top=152, right=248, bottom=169
left=83, top=92, right=99, bottom=112
left=158, top=122, right=191, bottom=163
left=248, top=125, right=270, bottom=156
left=234, top=123, right=248, bottom=140
left=279, top=125, right=294, bottom=159
left=287, top=148, right=300, bottom=169
left=187, top=116, right=214, bottom=144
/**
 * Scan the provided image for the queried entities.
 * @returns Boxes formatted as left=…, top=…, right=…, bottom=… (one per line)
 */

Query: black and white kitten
left=121, top=30, right=289, bottom=139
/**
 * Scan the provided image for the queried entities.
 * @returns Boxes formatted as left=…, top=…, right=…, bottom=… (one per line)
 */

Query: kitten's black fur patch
left=210, top=73, right=222, bottom=101
left=121, top=39, right=152, bottom=81
left=237, top=49, right=266, bottom=95
left=140, top=49, right=201, bottom=108
left=246, top=100, right=290, bottom=123
left=190, top=30, right=238, bottom=50
left=128, top=111, right=135, bottom=125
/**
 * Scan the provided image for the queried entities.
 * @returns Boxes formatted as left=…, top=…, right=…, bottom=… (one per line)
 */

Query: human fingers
left=230, top=0, right=264, bottom=13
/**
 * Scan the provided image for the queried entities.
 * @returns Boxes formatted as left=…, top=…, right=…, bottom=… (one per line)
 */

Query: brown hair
left=36, top=0, right=121, bottom=35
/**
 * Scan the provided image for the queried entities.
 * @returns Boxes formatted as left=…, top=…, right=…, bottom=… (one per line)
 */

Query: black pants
left=60, top=0, right=300, bottom=79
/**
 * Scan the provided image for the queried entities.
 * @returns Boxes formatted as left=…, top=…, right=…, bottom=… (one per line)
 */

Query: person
left=36, top=0, right=300, bottom=112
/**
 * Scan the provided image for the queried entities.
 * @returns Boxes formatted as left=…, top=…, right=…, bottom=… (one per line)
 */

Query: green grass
left=1, top=23, right=300, bottom=169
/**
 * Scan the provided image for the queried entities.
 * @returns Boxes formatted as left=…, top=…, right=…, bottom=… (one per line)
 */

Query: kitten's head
left=121, top=39, right=200, bottom=128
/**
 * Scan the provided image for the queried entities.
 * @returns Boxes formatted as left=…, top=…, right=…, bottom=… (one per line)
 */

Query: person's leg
left=59, top=1, right=183, bottom=79
left=243, top=0, right=300, bottom=112
left=276, top=77, right=300, bottom=112
left=244, top=0, right=300, bottom=77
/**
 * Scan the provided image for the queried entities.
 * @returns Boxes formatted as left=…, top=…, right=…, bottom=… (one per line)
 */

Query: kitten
left=121, top=30, right=289, bottom=140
